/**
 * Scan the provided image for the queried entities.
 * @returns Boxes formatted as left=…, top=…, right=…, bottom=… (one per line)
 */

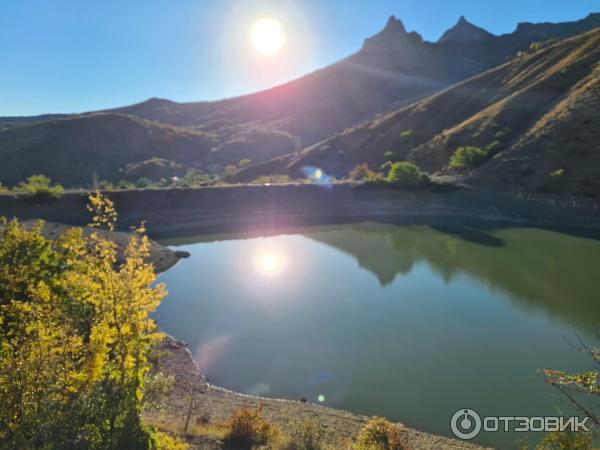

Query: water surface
left=155, top=223, right=600, bottom=448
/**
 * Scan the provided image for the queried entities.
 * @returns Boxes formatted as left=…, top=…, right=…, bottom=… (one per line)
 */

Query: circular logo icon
left=450, top=408, right=482, bottom=440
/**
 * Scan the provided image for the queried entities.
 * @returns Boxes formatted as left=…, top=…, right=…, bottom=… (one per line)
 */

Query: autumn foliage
left=0, top=193, right=182, bottom=449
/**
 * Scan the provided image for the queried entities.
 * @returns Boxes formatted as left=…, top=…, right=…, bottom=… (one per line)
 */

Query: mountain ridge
left=239, top=28, right=600, bottom=197
left=0, top=12, right=599, bottom=192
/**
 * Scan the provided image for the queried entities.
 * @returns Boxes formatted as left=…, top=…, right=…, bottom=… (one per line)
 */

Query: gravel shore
left=146, top=336, right=491, bottom=449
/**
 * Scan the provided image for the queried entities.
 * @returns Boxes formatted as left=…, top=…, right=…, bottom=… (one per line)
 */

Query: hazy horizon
left=1, top=0, right=598, bottom=116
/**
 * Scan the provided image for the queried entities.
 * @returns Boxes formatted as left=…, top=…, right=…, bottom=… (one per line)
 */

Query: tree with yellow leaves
left=0, top=193, right=185, bottom=450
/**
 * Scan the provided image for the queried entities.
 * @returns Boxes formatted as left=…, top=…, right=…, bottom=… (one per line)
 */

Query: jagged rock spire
left=383, top=15, right=407, bottom=34
left=438, top=15, right=494, bottom=44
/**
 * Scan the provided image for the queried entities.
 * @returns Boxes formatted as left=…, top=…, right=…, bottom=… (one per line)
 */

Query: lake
left=154, top=223, right=600, bottom=448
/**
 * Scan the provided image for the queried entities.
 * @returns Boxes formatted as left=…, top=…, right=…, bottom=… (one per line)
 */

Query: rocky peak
left=438, top=16, right=494, bottom=44
left=383, top=15, right=407, bottom=34
left=362, top=15, right=423, bottom=50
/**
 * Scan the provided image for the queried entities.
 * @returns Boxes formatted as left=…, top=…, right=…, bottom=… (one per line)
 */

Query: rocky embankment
left=1, top=184, right=599, bottom=241
left=15, top=220, right=188, bottom=274
left=146, top=336, right=490, bottom=450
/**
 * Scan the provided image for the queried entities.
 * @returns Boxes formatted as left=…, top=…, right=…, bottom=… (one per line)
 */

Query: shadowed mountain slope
left=0, top=114, right=216, bottom=186
left=244, top=28, right=600, bottom=197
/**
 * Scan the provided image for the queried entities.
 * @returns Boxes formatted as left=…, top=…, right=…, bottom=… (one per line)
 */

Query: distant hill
left=240, top=28, right=600, bottom=197
left=0, top=12, right=599, bottom=189
left=0, top=114, right=216, bottom=186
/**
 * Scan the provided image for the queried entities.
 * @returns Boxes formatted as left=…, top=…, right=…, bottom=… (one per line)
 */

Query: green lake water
left=154, top=223, right=600, bottom=449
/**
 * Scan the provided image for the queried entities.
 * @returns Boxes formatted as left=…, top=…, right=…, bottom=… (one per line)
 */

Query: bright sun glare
left=254, top=250, right=287, bottom=277
left=250, top=18, right=285, bottom=56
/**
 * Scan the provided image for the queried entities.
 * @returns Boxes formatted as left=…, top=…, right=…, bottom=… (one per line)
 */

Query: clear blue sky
left=1, top=0, right=598, bottom=116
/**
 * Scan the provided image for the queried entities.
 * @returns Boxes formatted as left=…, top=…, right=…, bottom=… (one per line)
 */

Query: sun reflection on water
left=253, top=249, right=287, bottom=277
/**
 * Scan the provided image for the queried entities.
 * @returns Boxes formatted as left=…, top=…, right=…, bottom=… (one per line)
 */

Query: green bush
left=14, top=174, right=64, bottom=198
left=239, top=158, right=251, bottom=167
left=400, top=130, right=413, bottom=138
left=550, top=168, right=565, bottom=177
left=221, top=406, right=277, bottom=447
left=449, top=146, right=488, bottom=169
left=181, top=168, right=211, bottom=187
left=387, top=162, right=423, bottom=187
left=353, top=417, right=408, bottom=450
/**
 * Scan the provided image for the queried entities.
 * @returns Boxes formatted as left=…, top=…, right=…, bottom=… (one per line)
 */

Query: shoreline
left=147, top=335, right=490, bottom=450
left=0, top=184, right=599, bottom=241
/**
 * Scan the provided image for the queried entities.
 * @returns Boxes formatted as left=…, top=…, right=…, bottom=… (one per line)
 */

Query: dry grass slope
left=263, top=28, right=600, bottom=197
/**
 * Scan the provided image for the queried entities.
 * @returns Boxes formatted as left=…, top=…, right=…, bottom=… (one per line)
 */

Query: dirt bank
left=0, top=184, right=599, bottom=240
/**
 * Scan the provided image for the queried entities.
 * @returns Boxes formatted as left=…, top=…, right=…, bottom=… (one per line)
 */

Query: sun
left=250, top=18, right=285, bottom=56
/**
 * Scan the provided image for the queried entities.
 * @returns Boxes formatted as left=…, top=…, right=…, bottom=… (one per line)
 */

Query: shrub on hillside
left=449, top=146, right=488, bottom=169
left=224, top=165, right=238, bottom=177
left=387, top=162, right=423, bottom=187
left=221, top=406, right=277, bottom=447
left=550, top=168, right=566, bottom=177
left=353, top=417, right=408, bottom=450
left=239, top=158, right=251, bottom=167
left=14, top=174, right=64, bottom=198
left=277, top=421, right=326, bottom=450
left=400, top=130, right=413, bottom=138
left=181, top=168, right=211, bottom=187
left=349, top=163, right=383, bottom=182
